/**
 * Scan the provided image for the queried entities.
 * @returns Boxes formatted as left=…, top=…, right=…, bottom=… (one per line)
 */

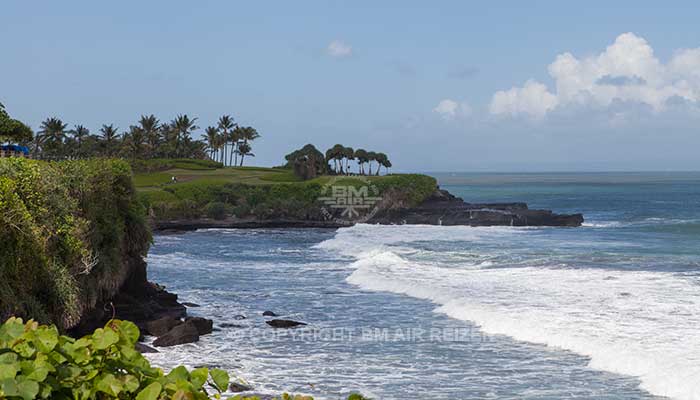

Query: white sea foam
left=319, top=224, right=700, bottom=400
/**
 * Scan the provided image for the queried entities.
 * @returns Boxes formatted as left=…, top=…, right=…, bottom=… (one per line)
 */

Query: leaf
left=135, top=381, right=162, bottom=400
left=16, top=377, right=39, bottom=400
left=0, top=318, right=25, bottom=341
left=0, top=362, right=19, bottom=379
left=209, top=369, right=229, bottom=393
left=189, top=367, right=208, bottom=389
left=114, top=320, right=140, bottom=344
left=166, top=366, right=189, bottom=382
left=95, top=373, right=124, bottom=397
left=33, top=326, right=59, bottom=353
left=1, top=377, right=19, bottom=396
left=92, top=328, right=119, bottom=350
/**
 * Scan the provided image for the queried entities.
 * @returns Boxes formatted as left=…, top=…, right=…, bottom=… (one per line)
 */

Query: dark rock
left=135, top=342, right=159, bottom=353
left=262, top=310, right=277, bottom=317
left=153, top=321, right=200, bottom=347
left=185, top=316, right=213, bottom=335
left=265, top=319, right=307, bottom=328
left=182, top=302, right=201, bottom=307
left=220, top=323, right=244, bottom=328
left=144, top=316, right=182, bottom=337
left=369, top=189, right=584, bottom=227
left=233, top=314, right=247, bottom=320
left=229, top=382, right=254, bottom=393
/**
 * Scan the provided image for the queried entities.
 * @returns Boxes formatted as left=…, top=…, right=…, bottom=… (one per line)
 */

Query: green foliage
left=0, top=317, right=231, bottom=400
left=0, top=104, right=32, bottom=144
left=0, top=158, right=150, bottom=330
left=205, top=202, right=228, bottom=220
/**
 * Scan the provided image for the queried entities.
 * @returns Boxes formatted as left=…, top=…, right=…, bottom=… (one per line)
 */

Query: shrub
left=0, top=318, right=371, bottom=400
left=0, top=158, right=150, bottom=330
left=205, top=202, right=228, bottom=220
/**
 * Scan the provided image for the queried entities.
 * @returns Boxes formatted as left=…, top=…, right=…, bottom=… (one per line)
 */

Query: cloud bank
left=433, top=99, right=471, bottom=120
left=489, top=33, right=700, bottom=118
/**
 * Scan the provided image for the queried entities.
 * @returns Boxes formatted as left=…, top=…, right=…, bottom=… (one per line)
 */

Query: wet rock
left=229, top=382, right=254, bottom=392
left=265, top=319, right=307, bottom=328
left=185, top=316, right=213, bottom=335
left=182, top=302, right=201, bottom=307
left=153, top=321, right=200, bottom=347
left=220, top=323, right=244, bottom=328
left=145, top=316, right=182, bottom=337
left=262, top=310, right=277, bottom=317
left=135, top=343, right=159, bottom=353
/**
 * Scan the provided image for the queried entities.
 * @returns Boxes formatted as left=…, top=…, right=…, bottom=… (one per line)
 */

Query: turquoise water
left=146, top=172, right=700, bottom=399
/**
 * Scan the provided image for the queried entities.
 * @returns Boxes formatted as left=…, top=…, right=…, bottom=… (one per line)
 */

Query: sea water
left=145, top=172, right=700, bottom=399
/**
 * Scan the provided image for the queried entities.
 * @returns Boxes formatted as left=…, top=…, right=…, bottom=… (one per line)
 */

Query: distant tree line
left=0, top=104, right=260, bottom=165
left=284, top=143, right=392, bottom=180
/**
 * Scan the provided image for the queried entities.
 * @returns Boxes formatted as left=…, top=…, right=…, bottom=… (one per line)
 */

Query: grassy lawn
left=133, top=166, right=303, bottom=190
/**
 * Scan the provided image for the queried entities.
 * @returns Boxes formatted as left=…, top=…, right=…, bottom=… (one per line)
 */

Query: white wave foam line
left=345, top=249, right=700, bottom=400
left=314, top=223, right=529, bottom=258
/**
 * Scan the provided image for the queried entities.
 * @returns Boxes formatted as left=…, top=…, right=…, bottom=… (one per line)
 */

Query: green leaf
left=95, top=373, right=124, bottom=396
left=209, top=369, right=229, bottom=393
left=0, top=362, right=19, bottom=379
left=0, top=318, right=25, bottom=341
left=1, top=377, right=19, bottom=396
left=114, top=320, right=140, bottom=344
left=135, top=381, right=162, bottom=400
left=92, top=328, right=119, bottom=350
left=167, top=366, right=189, bottom=382
left=189, top=367, right=208, bottom=389
left=33, top=326, right=58, bottom=353
left=16, top=378, right=39, bottom=400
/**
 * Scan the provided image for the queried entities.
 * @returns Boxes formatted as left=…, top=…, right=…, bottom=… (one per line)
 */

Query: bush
left=129, top=159, right=223, bottom=173
left=0, top=318, right=370, bottom=400
left=0, top=317, right=231, bottom=399
left=205, top=202, right=228, bottom=220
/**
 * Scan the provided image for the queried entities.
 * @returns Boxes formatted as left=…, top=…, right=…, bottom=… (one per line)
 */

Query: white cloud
left=490, top=33, right=700, bottom=118
left=433, top=99, right=472, bottom=119
left=327, top=40, right=352, bottom=58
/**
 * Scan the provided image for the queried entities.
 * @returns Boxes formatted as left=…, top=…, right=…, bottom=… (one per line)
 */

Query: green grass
left=133, top=160, right=438, bottom=221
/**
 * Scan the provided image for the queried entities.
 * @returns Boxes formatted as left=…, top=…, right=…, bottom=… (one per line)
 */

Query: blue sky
left=2, top=1, right=700, bottom=171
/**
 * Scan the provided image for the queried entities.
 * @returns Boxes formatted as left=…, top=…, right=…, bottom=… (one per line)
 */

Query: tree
left=237, top=142, right=254, bottom=166
left=354, top=149, right=369, bottom=175
left=366, top=151, right=378, bottom=175
left=99, top=124, right=120, bottom=157
left=236, top=126, right=259, bottom=166
left=171, top=114, right=199, bottom=157
left=284, top=144, right=327, bottom=179
left=217, top=115, right=236, bottom=166
left=68, top=125, right=90, bottom=158
left=204, top=126, right=219, bottom=160
left=374, top=152, right=389, bottom=175
left=122, top=125, right=146, bottom=158
left=138, top=115, right=161, bottom=158
left=343, top=146, right=354, bottom=175
left=37, top=117, right=68, bottom=159
left=325, top=144, right=345, bottom=174
left=0, top=104, right=32, bottom=145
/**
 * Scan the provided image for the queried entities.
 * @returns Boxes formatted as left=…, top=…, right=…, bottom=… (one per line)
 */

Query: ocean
left=145, top=172, right=700, bottom=400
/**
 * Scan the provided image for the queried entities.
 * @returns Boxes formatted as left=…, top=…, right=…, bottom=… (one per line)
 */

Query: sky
left=2, top=1, right=700, bottom=171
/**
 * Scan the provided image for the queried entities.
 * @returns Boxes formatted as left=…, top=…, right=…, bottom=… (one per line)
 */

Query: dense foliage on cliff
left=137, top=166, right=437, bottom=222
left=0, top=158, right=150, bottom=330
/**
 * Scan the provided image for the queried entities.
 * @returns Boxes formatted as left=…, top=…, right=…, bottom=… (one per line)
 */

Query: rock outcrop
left=369, top=189, right=584, bottom=227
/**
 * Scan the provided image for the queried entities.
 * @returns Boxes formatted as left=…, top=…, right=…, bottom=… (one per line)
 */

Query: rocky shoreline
left=154, top=188, right=583, bottom=232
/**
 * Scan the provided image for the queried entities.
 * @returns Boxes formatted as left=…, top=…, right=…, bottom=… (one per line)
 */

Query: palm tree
left=38, top=117, right=68, bottom=159
left=139, top=115, right=161, bottom=158
left=236, top=126, right=259, bottom=166
left=204, top=126, right=219, bottom=160
left=99, top=124, right=120, bottom=157
left=171, top=115, right=199, bottom=157
left=217, top=115, right=236, bottom=166
left=237, top=142, right=254, bottom=166
left=122, top=126, right=146, bottom=158
left=69, top=125, right=90, bottom=158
